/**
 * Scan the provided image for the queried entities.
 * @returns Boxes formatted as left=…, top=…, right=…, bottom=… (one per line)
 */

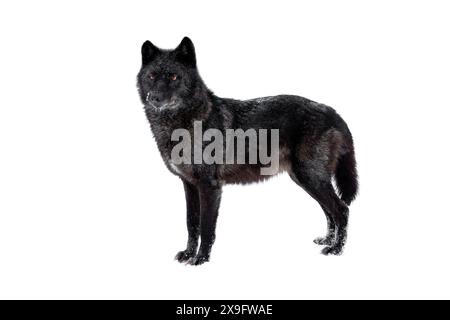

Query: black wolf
left=137, top=37, right=358, bottom=265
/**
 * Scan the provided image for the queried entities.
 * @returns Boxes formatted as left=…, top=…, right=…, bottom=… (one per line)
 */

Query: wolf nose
left=150, top=95, right=162, bottom=103
left=146, top=93, right=166, bottom=107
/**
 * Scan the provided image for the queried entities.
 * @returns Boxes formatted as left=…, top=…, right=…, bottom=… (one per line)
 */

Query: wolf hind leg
left=313, top=205, right=336, bottom=246
left=289, top=172, right=337, bottom=247
left=290, top=163, right=349, bottom=255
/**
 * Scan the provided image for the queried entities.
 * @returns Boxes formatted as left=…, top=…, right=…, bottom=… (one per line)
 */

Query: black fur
left=137, top=37, right=358, bottom=265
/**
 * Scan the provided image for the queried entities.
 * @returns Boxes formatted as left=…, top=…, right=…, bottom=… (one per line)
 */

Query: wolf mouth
left=145, top=92, right=180, bottom=110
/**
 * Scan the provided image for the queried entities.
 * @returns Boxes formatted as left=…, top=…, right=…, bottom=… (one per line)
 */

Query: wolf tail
left=335, top=138, right=358, bottom=205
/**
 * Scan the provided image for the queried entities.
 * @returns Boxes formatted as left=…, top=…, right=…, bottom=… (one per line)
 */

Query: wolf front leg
left=187, top=179, right=222, bottom=266
left=175, top=181, right=200, bottom=262
left=175, top=180, right=200, bottom=263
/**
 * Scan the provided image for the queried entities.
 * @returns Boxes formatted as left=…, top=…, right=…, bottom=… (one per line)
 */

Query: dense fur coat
left=137, top=37, right=358, bottom=265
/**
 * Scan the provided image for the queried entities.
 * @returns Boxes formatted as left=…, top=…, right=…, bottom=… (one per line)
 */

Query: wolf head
left=137, top=37, right=207, bottom=110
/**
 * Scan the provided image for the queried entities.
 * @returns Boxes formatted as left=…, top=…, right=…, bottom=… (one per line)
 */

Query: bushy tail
left=335, top=142, right=358, bottom=205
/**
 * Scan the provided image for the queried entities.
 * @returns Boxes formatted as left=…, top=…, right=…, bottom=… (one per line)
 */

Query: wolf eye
left=170, top=74, right=178, bottom=81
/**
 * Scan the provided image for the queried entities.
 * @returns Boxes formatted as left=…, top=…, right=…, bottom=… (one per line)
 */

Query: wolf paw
left=313, top=237, right=334, bottom=246
left=321, top=245, right=344, bottom=256
left=187, top=254, right=209, bottom=266
left=175, top=250, right=195, bottom=263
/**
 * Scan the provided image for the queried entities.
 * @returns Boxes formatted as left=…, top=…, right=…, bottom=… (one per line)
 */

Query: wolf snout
left=146, top=92, right=179, bottom=109
left=147, top=92, right=164, bottom=104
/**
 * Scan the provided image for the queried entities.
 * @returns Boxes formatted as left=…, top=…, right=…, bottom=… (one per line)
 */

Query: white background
left=0, top=0, right=449, bottom=299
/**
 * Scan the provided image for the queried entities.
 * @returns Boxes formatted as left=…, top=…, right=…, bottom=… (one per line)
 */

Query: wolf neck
left=145, top=87, right=213, bottom=157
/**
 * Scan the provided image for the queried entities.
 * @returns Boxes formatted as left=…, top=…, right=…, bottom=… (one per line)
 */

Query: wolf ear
left=141, top=40, right=160, bottom=65
left=175, top=37, right=196, bottom=67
